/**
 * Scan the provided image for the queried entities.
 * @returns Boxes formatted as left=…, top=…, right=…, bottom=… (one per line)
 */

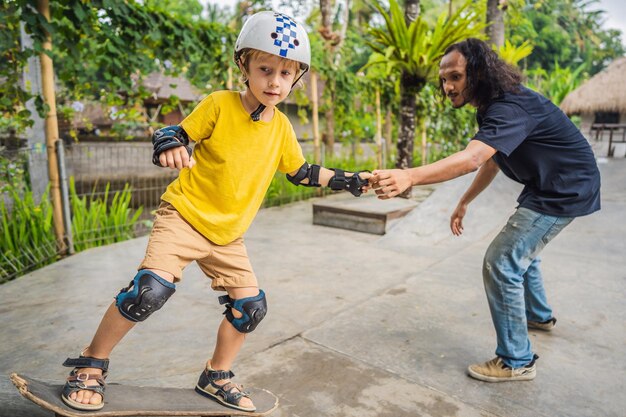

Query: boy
left=61, top=11, right=370, bottom=412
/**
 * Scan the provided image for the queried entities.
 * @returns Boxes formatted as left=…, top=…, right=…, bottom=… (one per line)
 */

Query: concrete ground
left=0, top=158, right=624, bottom=417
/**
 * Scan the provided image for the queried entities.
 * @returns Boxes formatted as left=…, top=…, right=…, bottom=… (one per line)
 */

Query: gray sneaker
left=528, top=317, right=556, bottom=331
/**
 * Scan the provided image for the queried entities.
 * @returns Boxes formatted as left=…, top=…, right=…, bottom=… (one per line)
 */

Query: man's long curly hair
left=439, top=38, right=524, bottom=111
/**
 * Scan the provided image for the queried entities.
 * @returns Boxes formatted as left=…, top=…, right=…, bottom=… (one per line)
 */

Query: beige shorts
left=139, top=202, right=258, bottom=291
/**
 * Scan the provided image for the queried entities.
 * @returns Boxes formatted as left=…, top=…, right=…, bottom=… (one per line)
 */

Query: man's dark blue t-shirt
left=473, top=86, right=601, bottom=217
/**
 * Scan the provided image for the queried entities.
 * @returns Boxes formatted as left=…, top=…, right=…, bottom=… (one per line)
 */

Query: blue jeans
left=482, top=207, right=574, bottom=368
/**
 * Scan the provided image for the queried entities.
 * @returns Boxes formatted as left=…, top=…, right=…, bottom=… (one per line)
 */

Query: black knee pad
left=115, top=270, right=176, bottom=322
left=218, top=290, right=267, bottom=333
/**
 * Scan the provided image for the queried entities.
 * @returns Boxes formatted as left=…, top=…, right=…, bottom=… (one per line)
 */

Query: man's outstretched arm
left=370, top=140, right=497, bottom=199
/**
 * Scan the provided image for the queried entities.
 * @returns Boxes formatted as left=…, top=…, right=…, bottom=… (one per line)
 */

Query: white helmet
left=235, top=11, right=311, bottom=71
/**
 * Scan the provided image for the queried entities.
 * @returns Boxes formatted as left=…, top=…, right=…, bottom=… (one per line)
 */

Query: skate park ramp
left=378, top=171, right=523, bottom=257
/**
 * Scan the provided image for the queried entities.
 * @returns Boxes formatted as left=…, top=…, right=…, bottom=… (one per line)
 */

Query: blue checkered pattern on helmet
left=273, top=13, right=298, bottom=58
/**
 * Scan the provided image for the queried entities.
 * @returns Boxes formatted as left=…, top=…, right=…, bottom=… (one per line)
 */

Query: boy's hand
left=350, top=171, right=372, bottom=195
left=344, top=171, right=372, bottom=196
left=159, top=147, right=195, bottom=170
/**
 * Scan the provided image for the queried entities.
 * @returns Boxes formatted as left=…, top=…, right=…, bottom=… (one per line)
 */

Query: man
left=370, top=38, right=600, bottom=382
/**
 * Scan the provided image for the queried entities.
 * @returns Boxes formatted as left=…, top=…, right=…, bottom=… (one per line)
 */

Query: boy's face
left=244, top=53, right=298, bottom=108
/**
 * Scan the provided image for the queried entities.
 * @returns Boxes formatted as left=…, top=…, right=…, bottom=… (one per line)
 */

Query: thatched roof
left=69, top=102, right=114, bottom=127
left=142, top=72, right=203, bottom=103
left=560, top=57, right=626, bottom=115
left=65, top=73, right=202, bottom=129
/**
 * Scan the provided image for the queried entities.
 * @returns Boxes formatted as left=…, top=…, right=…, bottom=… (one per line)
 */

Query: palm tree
left=497, top=39, right=533, bottom=66
left=366, top=0, right=485, bottom=195
left=399, top=0, right=420, bottom=182
left=486, top=0, right=506, bottom=48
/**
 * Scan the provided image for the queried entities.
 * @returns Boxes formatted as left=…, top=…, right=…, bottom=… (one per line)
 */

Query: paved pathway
left=1, top=159, right=624, bottom=417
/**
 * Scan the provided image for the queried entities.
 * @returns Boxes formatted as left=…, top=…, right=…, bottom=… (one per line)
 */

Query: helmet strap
left=250, top=104, right=266, bottom=122
left=291, top=67, right=308, bottom=89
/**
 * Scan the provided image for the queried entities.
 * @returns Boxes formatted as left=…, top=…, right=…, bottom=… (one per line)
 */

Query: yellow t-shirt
left=161, top=90, right=305, bottom=245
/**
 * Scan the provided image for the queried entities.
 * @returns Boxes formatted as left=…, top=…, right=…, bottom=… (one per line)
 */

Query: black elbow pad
left=286, top=162, right=321, bottom=187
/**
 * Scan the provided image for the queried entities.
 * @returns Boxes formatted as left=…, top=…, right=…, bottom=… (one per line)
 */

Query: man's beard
left=449, top=88, right=471, bottom=108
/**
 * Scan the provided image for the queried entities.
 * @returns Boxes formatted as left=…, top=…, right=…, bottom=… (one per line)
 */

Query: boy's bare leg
left=69, top=269, right=173, bottom=406
left=208, top=286, right=259, bottom=410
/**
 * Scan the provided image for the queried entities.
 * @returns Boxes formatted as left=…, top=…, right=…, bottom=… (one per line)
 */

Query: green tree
left=526, top=61, right=587, bottom=105
left=506, top=0, right=624, bottom=74
left=497, top=39, right=533, bottom=66
left=143, top=0, right=204, bottom=20
left=362, top=51, right=400, bottom=167
left=366, top=0, right=486, bottom=180
left=1, top=0, right=234, bottom=135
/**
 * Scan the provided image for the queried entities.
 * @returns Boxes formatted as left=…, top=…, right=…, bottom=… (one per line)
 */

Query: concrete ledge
left=312, top=195, right=420, bottom=235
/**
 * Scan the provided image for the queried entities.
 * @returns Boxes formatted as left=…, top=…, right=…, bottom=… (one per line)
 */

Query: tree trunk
left=320, top=0, right=333, bottom=36
left=397, top=73, right=416, bottom=173
left=486, top=0, right=506, bottom=48
left=396, top=0, right=421, bottom=198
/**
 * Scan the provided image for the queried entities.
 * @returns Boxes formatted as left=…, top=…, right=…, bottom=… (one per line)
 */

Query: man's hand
left=159, top=146, right=195, bottom=170
left=450, top=202, right=467, bottom=236
left=369, top=169, right=413, bottom=199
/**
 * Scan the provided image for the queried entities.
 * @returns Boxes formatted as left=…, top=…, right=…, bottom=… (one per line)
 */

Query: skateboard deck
left=10, top=373, right=278, bottom=417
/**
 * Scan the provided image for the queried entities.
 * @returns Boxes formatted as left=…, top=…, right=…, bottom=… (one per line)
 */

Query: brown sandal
left=61, top=355, right=109, bottom=411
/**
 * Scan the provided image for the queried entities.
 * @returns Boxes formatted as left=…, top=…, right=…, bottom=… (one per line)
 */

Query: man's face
left=439, top=50, right=474, bottom=108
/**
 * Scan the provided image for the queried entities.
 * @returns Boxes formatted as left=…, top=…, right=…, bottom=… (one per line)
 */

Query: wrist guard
left=328, top=169, right=369, bottom=197
left=152, top=125, right=192, bottom=167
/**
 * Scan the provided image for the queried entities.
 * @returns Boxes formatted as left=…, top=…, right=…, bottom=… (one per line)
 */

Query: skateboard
left=10, top=373, right=278, bottom=417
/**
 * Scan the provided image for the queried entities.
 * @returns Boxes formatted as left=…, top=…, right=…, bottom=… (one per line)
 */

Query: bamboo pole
left=375, top=87, right=383, bottom=168
left=227, top=66, right=233, bottom=90
left=311, top=71, right=321, bottom=164
left=385, top=108, right=393, bottom=166
left=37, top=0, right=66, bottom=252
left=56, top=140, right=74, bottom=254
left=421, top=118, right=428, bottom=165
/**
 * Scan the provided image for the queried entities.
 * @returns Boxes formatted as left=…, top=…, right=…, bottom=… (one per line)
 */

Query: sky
left=206, top=0, right=626, bottom=46
left=596, top=0, right=626, bottom=46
